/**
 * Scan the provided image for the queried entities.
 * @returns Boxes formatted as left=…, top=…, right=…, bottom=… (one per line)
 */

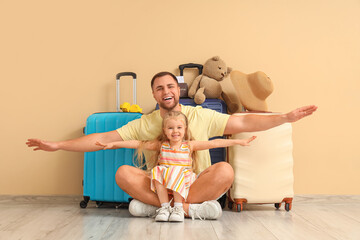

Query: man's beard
left=159, top=98, right=179, bottom=111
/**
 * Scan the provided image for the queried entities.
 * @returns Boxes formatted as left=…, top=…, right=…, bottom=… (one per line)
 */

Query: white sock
left=174, top=202, right=183, bottom=208
left=161, top=202, right=170, bottom=208
left=188, top=203, right=196, bottom=217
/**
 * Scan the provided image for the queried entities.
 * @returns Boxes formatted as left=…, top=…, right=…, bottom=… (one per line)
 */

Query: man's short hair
left=151, top=71, right=179, bottom=89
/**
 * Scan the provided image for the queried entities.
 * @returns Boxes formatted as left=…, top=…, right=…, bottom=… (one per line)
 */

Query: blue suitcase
left=80, top=72, right=141, bottom=208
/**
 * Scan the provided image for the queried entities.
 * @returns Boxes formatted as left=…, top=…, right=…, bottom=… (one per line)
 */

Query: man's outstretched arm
left=223, top=105, right=317, bottom=135
left=26, top=130, right=122, bottom=152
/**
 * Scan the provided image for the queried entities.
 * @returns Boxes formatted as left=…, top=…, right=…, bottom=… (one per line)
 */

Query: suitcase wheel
left=80, top=196, right=90, bottom=209
left=281, top=198, right=293, bottom=212
left=236, top=204, right=243, bottom=212
left=234, top=198, right=247, bottom=212
left=275, top=203, right=282, bottom=209
left=285, top=203, right=291, bottom=211
left=80, top=200, right=88, bottom=208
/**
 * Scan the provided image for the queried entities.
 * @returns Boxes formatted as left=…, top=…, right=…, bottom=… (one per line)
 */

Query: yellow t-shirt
left=116, top=104, right=230, bottom=173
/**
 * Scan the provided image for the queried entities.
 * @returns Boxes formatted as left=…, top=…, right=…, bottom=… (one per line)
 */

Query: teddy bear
left=188, top=56, right=239, bottom=113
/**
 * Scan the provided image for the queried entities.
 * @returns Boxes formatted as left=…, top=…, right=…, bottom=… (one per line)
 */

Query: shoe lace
left=155, top=198, right=174, bottom=217
left=191, top=210, right=203, bottom=221
left=148, top=199, right=173, bottom=218
left=190, top=202, right=209, bottom=221
left=155, top=205, right=170, bottom=216
left=171, top=206, right=186, bottom=216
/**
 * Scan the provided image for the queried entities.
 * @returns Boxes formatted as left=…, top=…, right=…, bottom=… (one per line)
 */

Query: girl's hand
left=237, top=136, right=257, bottom=146
left=26, top=139, right=59, bottom=151
left=95, top=141, right=115, bottom=150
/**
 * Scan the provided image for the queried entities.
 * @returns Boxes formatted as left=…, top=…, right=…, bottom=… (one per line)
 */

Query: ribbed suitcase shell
left=228, top=113, right=294, bottom=211
left=83, top=112, right=142, bottom=203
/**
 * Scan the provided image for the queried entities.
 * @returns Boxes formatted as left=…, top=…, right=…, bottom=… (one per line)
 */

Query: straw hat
left=230, top=70, right=274, bottom=111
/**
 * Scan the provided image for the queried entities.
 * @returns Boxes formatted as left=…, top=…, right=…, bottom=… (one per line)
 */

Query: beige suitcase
left=228, top=113, right=294, bottom=211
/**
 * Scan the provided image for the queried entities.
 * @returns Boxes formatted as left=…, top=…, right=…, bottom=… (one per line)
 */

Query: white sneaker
left=129, top=199, right=158, bottom=217
left=155, top=206, right=171, bottom=222
left=189, top=200, right=222, bottom=220
left=169, top=206, right=185, bottom=222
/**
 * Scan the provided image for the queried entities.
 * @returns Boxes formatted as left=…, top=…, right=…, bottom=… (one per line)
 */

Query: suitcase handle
left=116, top=72, right=137, bottom=79
left=116, top=72, right=137, bottom=112
left=179, top=63, right=203, bottom=76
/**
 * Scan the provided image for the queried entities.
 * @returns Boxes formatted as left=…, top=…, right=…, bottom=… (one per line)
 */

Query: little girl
left=96, top=111, right=256, bottom=222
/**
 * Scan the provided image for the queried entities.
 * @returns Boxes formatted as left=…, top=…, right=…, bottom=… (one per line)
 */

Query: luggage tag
left=178, top=63, right=203, bottom=98
left=177, top=76, right=188, bottom=98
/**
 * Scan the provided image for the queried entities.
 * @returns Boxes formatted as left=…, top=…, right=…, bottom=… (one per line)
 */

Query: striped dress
left=151, top=141, right=196, bottom=200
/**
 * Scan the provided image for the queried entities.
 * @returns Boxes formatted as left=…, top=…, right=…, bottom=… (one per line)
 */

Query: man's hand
left=26, top=139, right=60, bottom=152
left=285, top=105, right=318, bottom=123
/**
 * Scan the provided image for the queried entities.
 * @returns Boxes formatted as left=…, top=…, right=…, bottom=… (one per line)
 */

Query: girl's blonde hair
left=134, top=111, right=199, bottom=173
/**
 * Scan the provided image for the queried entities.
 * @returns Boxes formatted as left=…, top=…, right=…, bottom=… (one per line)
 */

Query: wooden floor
left=0, top=195, right=359, bottom=240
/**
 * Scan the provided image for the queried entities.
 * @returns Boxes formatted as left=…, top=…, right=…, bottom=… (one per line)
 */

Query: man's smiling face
left=152, top=74, right=180, bottom=111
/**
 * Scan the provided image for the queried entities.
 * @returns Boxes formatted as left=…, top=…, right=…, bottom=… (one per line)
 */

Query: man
left=27, top=71, right=317, bottom=220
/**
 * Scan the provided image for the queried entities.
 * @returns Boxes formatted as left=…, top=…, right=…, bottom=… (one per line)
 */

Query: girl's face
left=163, top=118, right=186, bottom=142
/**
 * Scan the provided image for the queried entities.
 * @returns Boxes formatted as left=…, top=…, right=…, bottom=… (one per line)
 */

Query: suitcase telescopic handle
left=179, top=63, right=203, bottom=76
left=116, top=72, right=137, bottom=112
left=116, top=72, right=137, bottom=79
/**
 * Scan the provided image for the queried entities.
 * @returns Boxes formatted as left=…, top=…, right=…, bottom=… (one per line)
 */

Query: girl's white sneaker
left=169, top=206, right=185, bottom=222
left=155, top=206, right=171, bottom=222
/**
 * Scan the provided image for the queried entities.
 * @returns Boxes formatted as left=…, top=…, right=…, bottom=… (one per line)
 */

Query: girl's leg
left=170, top=191, right=185, bottom=222
left=173, top=191, right=184, bottom=204
left=153, top=180, right=171, bottom=222
left=153, top=180, right=169, bottom=204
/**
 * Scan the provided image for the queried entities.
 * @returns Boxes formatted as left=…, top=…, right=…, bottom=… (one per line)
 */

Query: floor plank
left=0, top=195, right=359, bottom=240
left=102, top=215, right=219, bottom=240
left=0, top=204, right=77, bottom=239
left=45, top=207, right=120, bottom=240
left=101, top=214, right=161, bottom=240
left=333, top=205, right=360, bottom=223
left=294, top=204, right=360, bottom=240
left=211, top=209, right=278, bottom=240
left=244, top=205, right=336, bottom=240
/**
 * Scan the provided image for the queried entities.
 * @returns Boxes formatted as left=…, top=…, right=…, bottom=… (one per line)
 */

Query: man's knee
left=115, top=165, right=133, bottom=188
left=213, top=162, right=234, bottom=186
left=115, top=165, right=148, bottom=190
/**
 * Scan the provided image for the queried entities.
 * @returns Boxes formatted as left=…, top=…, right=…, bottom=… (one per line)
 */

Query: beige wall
left=1, top=0, right=359, bottom=195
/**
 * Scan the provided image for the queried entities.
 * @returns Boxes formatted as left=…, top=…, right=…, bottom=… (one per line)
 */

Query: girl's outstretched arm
left=96, top=140, right=159, bottom=151
left=190, top=136, right=256, bottom=151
